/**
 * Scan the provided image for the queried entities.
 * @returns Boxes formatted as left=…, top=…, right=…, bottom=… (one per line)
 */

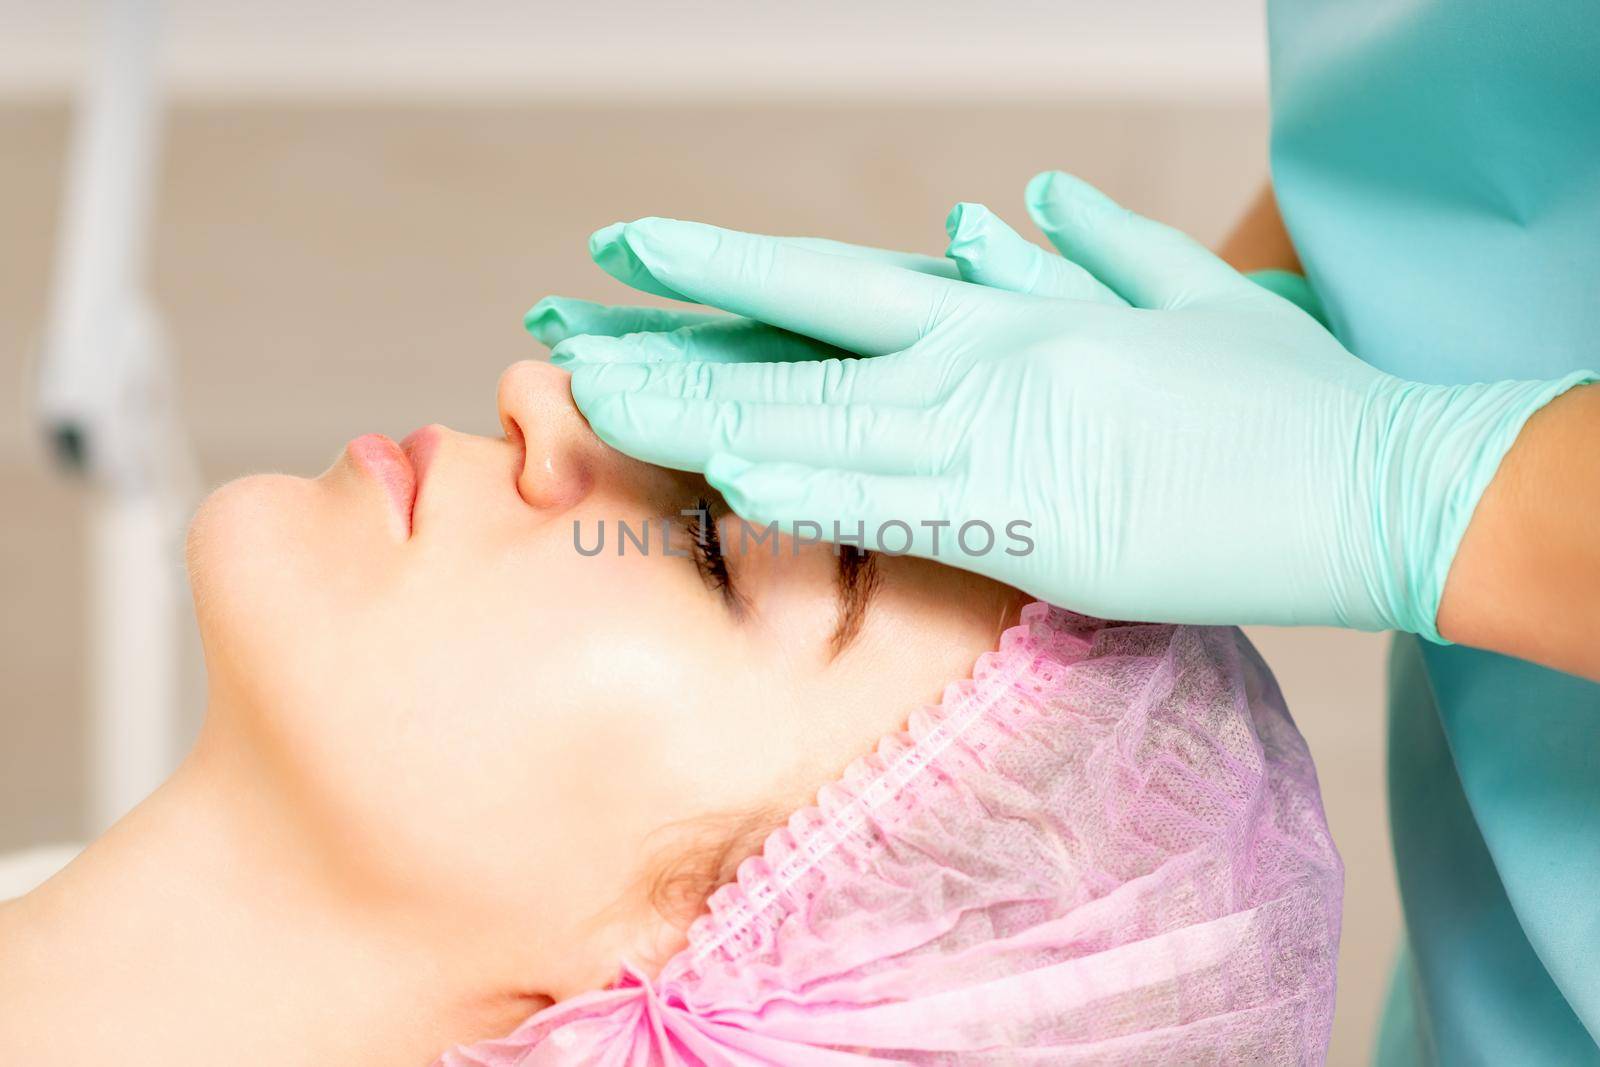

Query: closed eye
left=681, top=496, right=746, bottom=617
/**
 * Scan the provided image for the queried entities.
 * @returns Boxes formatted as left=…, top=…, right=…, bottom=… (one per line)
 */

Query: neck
left=0, top=717, right=533, bottom=1066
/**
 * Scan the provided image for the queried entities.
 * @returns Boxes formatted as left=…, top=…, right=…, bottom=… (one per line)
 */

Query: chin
left=187, top=473, right=301, bottom=593
left=186, top=474, right=328, bottom=693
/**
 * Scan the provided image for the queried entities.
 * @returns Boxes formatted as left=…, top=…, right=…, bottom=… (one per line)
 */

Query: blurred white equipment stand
left=34, top=0, right=197, bottom=834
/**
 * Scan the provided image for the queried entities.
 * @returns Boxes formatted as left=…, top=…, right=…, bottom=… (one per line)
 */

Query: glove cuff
left=1372, top=369, right=1598, bottom=643
left=1246, top=269, right=1328, bottom=327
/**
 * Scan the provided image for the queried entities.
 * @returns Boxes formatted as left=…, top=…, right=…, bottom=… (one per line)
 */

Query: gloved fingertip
left=706, top=454, right=769, bottom=519
left=946, top=205, right=997, bottom=280
left=625, top=216, right=717, bottom=266
left=943, top=202, right=966, bottom=240
left=587, top=222, right=626, bottom=257
left=1024, top=171, right=1064, bottom=212
left=563, top=359, right=597, bottom=405
left=1028, top=171, right=1118, bottom=222
left=945, top=201, right=991, bottom=243
left=705, top=452, right=753, bottom=485
left=567, top=361, right=649, bottom=419
left=547, top=338, right=579, bottom=366
left=524, top=298, right=571, bottom=344
left=550, top=335, right=624, bottom=369
left=590, top=225, right=649, bottom=288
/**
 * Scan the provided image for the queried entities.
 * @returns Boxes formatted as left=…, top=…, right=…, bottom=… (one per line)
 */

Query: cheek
left=407, top=545, right=736, bottom=801
left=262, top=539, right=754, bottom=911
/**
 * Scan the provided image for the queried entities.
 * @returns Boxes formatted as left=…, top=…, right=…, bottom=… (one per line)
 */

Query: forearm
left=1217, top=184, right=1302, bottom=274
left=1438, top=383, right=1600, bottom=679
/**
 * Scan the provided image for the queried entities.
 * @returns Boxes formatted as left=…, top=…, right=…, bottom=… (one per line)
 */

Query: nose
left=496, top=360, right=607, bottom=510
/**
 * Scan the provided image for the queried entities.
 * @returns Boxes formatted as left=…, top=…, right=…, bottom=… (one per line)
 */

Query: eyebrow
left=828, top=546, right=881, bottom=659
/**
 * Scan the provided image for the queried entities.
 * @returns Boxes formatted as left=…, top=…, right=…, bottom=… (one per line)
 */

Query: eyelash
left=682, top=496, right=736, bottom=603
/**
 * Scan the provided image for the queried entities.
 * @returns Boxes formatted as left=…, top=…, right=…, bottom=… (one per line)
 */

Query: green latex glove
left=526, top=234, right=961, bottom=359
left=942, top=198, right=1328, bottom=325
left=527, top=196, right=1324, bottom=352
left=549, top=172, right=1591, bottom=637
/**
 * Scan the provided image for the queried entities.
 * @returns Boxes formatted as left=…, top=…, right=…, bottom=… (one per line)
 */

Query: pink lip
left=346, top=433, right=416, bottom=537
left=403, top=428, right=441, bottom=489
left=400, top=425, right=441, bottom=498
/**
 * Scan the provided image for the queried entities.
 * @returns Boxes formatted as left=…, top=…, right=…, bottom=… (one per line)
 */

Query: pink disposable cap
left=439, top=605, right=1343, bottom=1065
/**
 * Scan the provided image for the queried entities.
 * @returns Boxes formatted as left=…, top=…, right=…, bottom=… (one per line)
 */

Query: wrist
left=1368, top=370, right=1597, bottom=642
left=1437, top=380, right=1600, bottom=673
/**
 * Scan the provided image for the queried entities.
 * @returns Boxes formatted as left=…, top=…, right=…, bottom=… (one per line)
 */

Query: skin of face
left=186, top=359, right=1026, bottom=1006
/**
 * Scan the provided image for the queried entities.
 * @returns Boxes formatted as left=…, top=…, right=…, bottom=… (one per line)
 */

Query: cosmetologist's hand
left=547, top=173, right=1586, bottom=638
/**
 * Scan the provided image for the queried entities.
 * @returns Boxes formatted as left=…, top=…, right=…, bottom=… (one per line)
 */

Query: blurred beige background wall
left=0, top=3, right=1396, bottom=1063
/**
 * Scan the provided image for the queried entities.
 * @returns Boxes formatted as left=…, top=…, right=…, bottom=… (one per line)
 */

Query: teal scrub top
left=1267, top=1, right=1600, bottom=1063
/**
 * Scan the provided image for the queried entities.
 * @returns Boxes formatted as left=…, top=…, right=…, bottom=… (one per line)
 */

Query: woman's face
left=187, top=360, right=1022, bottom=997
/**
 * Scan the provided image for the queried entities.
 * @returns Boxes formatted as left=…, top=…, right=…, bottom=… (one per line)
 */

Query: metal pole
left=34, top=0, right=196, bottom=834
